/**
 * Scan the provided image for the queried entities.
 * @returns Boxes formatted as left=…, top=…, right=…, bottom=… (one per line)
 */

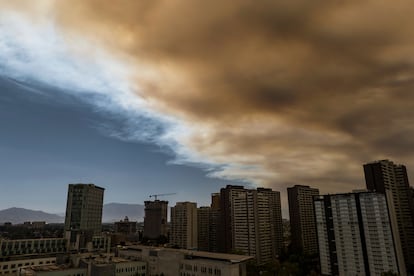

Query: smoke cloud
left=3, top=1, right=414, bottom=207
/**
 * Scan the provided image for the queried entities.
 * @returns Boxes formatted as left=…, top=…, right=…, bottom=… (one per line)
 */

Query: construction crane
left=149, top=193, right=176, bottom=200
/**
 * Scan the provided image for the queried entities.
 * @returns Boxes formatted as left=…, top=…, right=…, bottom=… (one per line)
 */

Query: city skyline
left=1, top=1, right=414, bottom=217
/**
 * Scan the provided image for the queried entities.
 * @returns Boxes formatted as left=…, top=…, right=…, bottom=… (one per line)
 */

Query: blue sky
left=0, top=9, right=247, bottom=214
left=1, top=1, right=414, bottom=216
left=0, top=76, right=237, bottom=213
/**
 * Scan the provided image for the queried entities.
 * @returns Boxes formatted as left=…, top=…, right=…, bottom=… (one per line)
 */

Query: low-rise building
left=0, top=238, right=67, bottom=274
left=118, top=245, right=252, bottom=276
left=71, top=253, right=146, bottom=276
left=0, top=238, right=67, bottom=259
left=19, top=264, right=87, bottom=276
left=114, top=217, right=137, bottom=236
left=1, top=257, right=57, bottom=275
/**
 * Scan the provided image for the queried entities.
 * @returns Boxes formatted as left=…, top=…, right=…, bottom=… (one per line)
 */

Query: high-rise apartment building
left=364, top=160, right=414, bottom=272
left=170, top=202, right=198, bottom=249
left=198, top=194, right=221, bottom=252
left=219, top=185, right=245, bottom=253
left=211, top=193, right=220, bottom=210
left=315, top=192, right=401, bottom=276
left=197, top=206, right=211, bottom=251
left=287, top=185, right=319, bottom=255
left=64, top=184, right=105, bottom=249
left=411, top=186, right=414, bottom=221
left=218, top=185, right=283, bottom=264
left=143, top=200, right=168, bottom=240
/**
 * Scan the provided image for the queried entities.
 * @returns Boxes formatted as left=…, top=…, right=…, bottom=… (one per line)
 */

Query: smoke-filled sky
left=1, top=1, right=414, bottom=216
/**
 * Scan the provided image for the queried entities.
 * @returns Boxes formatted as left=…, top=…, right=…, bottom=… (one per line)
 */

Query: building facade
left=64, top=184, right=105, bottom=251
left=197, top=193, right=221, bottom=252
left=118, top=245, right=252, bottom=276
left=0, top=238, right=67, bottom=274
left=115, top=216, right=137, bottom=235
left=170, top=202, right=198, bottom=249
left=143, top=200, right=168, bottom=240
left=218, top=185, right=283, bottom=264
left=287, top=185, right=319, bottom=255
left=19, top=265, right=88, bottom=276
left=364, top=160, right=414, bottom=272
left=79, top=255, right=146, bottom=276
left=197, top=206, right=211, bottom=251
left=315, top=192, right=400, bottom=276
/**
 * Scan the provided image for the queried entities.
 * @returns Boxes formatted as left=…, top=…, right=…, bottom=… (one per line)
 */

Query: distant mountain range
left=0, top=203, right=145, bottom=224
left=0, top=207, right=63, bottom=224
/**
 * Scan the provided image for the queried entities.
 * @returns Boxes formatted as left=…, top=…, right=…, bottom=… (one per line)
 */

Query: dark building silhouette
left=287, top=185, right=319, bottom=255
left=64, top=183, right=104, bottom=250
left=143, top=200, right=168, bottom=240
left=197, top=206, right=211, bottom=251
left=364, top=160, right=414, bottom=272
left=197, top=194, right=221, bottom=252
left=115, top=216, right=137, bottom=235
left=218, top=185, right=245, bottom=253
left=211, top=193, right=220, bottom=210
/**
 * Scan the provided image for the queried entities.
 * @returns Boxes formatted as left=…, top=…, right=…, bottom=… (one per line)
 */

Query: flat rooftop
left=24, top=264, right=82, bottom=272
left=183, top=250, right=253, bottom=263
left=121, top=245, right=253, bottom=263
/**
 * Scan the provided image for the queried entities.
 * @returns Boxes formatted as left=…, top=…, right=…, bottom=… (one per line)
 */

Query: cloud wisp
left=0, top=9, right=230, bottom=179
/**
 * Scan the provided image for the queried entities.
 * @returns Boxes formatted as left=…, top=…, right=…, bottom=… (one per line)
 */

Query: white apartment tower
left=221, top=186, right=283, bottom=265
left=364, top=160, right=414, bottom=272
left=315, top=192, right=400, bottom=276
left=170, top=202, right=198, bottom=249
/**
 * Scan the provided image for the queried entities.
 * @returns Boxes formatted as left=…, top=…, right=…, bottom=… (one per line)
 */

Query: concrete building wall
left=359, top=193, right=398, bottom=275
left=0, top=238, right=67, bottom=259
left=118, top=245, right=251, bottom=276
left=20, top=267, right=87, bottom=276
left=179, top=258, right=244, bottom=276
left=331, top=194, right=366, bottom=275
left=0, top=257, right=57, bottom=275
left=314, top=199, right=331, bottom=275
left=225, top=187, right=282, bottom=264
left=364, top=160, right=414, bottom=272
left=288, top=185, right=319, bottom=255
left=315, top=192, right=400, bottom=276
left=170, top=202, right=198, bottom=249
left=197, top=207, right=210, bottom=251
left=114, top=217, right=137, bottom=235
left=114, top=261, right=146, bottom=276
left=143, top=200, right=168, bottom=240
left=64, top=184, right=104, bottom=236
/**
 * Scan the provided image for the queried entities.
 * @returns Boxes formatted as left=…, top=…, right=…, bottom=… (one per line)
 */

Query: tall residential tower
left=364, top=160, right=414, bottom=272
left=287, top=185, right=319, bottom=255
left=197, top=193, right=221, bottom=252
left=315, top=192, right=401, bottom=275
left=64, top=183, right=105, bottom=249
left=143, top=200, right=168, bottom=240
left=170, top=202, right=198, bottom=249
left=218, top=185, right=283, bottom=264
